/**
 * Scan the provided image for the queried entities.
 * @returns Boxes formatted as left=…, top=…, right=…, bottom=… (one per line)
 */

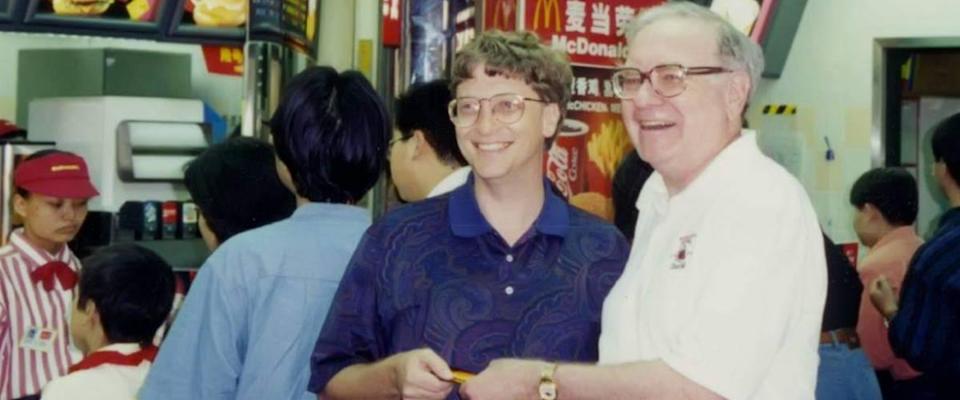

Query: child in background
left=41, top=244, right=174, bottom=400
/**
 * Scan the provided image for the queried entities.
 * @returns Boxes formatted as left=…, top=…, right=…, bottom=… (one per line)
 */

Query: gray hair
left=625, top=1, right=765, bottom=98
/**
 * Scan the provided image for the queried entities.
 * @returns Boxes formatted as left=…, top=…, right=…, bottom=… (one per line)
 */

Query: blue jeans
left=816, top=344, right=882, bottom=400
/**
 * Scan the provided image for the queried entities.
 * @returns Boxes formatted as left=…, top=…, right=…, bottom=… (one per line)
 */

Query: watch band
left=538, top=363, right=559, bottom=400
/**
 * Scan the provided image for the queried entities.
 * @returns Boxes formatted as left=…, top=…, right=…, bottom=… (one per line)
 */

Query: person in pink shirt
left=850, top=167, right=936, bottom=399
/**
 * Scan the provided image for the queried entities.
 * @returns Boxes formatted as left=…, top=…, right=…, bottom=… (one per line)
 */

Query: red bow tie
left=30, top=261, right=77, bottom=291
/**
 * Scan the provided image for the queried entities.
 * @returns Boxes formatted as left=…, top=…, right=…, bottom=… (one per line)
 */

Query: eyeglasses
left=448, top=93, right=548, bottom=127
left=611, top=64, right=731, bottom=99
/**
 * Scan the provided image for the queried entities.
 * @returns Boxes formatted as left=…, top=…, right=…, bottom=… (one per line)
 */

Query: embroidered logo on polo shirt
left=670, top=234, right=697, bottom=269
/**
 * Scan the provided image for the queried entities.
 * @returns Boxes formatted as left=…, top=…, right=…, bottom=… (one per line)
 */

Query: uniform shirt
left=308, top=177, right=628, bottom=398
left=855, top=226, right=922, bottom=379
left=139, top=203, right=370, bottom=400
left=0, top=230, right=81, bottom=399
left=889, top=207, right=960, bottom=387
left=42, top=343, right=151, bottom=400
left=427, top=166, right=471, bottom=198
left=600, top=133, right=827, bottom=400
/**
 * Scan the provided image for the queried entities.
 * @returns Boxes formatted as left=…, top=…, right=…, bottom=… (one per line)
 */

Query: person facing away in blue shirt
left=870, top=112, right=960, bottom=398
left=308, top=30, right=630, bottom=400
left=139, top=66, right=391, bottom=400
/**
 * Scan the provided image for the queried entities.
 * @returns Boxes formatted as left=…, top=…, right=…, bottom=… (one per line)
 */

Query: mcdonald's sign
left=520, top=0, right=666, bottom=67
left=484, top=0, right=518, bottom=31
left=532, top=0, right=562, bottom=32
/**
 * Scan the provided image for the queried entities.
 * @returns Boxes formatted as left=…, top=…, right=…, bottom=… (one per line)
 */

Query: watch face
left=539, top=382, right=557, bottom=400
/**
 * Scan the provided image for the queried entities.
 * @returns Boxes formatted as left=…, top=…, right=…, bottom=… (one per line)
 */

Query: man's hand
left=391, top=348, right=455, bottom=400
left=869, top=275, right=898, bottom=320
left=460, top=358, right=546, bottom=400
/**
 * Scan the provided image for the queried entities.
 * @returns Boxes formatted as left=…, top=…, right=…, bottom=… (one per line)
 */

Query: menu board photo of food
left=181, top=0, right=246, bottom=28
left=38, top=0, right=164, bottom=22
left=545, top=66, right=634, bottom=222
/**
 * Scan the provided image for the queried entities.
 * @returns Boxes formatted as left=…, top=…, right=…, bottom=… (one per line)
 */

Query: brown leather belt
left=820, top=328, right=860, bottom=349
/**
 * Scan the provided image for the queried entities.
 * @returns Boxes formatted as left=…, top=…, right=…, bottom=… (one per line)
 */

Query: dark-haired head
left=850, top=167, right=918, bottom=226
left=932, top=112, right=960, bottom=185
left=395, top=80, right=466, bottom=166
left=184, top=137, right=296, bottom=247
left=270, top=66, right=390, bottom=203
left=75, top=244, right=175, bottom=349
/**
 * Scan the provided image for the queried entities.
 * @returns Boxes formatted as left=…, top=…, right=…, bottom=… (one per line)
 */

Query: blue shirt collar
left=292, top=202, right=370, bottom=221
left=448, top=174, right=569, bottom=238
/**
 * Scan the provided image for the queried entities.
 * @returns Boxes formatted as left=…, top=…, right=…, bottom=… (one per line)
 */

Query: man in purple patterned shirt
left=307, top=30, right=629, bottom=400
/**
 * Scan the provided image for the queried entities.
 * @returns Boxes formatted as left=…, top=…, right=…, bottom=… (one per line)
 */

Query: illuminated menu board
left=167, top=0, right=245, bottom=43
left=21, top=0, right=169, bottom=34
left=1, top=0, right=317, bottom=53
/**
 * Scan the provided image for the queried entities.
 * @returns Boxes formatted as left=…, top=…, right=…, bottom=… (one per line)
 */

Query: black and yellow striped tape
left=761, top=104, right=798, bottom=115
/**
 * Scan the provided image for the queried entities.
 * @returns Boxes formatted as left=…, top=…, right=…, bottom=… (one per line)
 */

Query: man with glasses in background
left=389, top=80, right=471, bottom=203
left=307, top=30, right=629, bottom=400
left=460, top=3, right=826, bottom=400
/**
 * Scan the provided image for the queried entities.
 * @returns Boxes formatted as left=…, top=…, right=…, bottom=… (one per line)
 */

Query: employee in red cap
left=0, top=149, right=98, bottom=400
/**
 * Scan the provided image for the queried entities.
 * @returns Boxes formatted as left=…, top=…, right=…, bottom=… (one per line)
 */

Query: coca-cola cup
left=545, top=118, right=589, bottom=198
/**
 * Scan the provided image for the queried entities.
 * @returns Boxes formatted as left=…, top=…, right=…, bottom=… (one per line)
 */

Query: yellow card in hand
left=451, top=370, right=474, bottom=384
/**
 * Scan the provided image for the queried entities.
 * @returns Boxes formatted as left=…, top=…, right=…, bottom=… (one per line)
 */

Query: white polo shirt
left=599, top=133, right=826, bottom=400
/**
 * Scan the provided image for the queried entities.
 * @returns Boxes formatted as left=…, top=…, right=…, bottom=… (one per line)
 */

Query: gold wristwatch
left=538, top=363, right=559, bottom=400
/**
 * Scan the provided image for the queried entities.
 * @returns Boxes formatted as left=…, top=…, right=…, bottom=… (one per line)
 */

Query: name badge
left=20, top=326, right=57, bottom=353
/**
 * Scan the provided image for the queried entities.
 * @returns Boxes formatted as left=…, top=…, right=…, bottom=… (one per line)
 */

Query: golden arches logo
left=491, top=0, right=516, bottom=30
left=532, top=0, right=561, bottom=32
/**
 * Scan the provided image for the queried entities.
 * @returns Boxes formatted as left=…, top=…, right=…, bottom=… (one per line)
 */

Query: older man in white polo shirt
left=459, top=3, right=826, bottom=400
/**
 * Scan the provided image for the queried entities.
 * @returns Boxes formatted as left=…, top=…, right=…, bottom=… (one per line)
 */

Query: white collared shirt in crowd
left=0, top=229, right=82, bottom=399
left=427, top=166, right=472, bottom=198
left=42, top=343, right=150, bottom=400
left=599, top=132, right=827, bottom=400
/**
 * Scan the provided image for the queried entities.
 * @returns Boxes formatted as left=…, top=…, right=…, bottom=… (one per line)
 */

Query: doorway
left=873, top=38, right=960, bottom=238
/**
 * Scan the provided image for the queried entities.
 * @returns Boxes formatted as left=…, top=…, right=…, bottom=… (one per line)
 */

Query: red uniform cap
left=14, top=152, right=99, bottom=198
left=0, top=119, right=25, bottom=138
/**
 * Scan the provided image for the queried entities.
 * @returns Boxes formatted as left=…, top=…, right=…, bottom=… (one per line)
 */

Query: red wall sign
left=201, top=45, right=243, bottom=76
left=521, top=0, right=665, bottom=67
left=383, top=0, right=403, bottom=48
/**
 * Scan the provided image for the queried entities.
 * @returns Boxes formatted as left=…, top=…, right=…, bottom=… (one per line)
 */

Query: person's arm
left=460, top=359, right=721, bottom=399
left=139, top=246, right=250, bottom=400
left=309, top=227, right=453, bottom=400
left=869, top=275, right=899, bottom=321
left=323, top=348, right=453, bottom=400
